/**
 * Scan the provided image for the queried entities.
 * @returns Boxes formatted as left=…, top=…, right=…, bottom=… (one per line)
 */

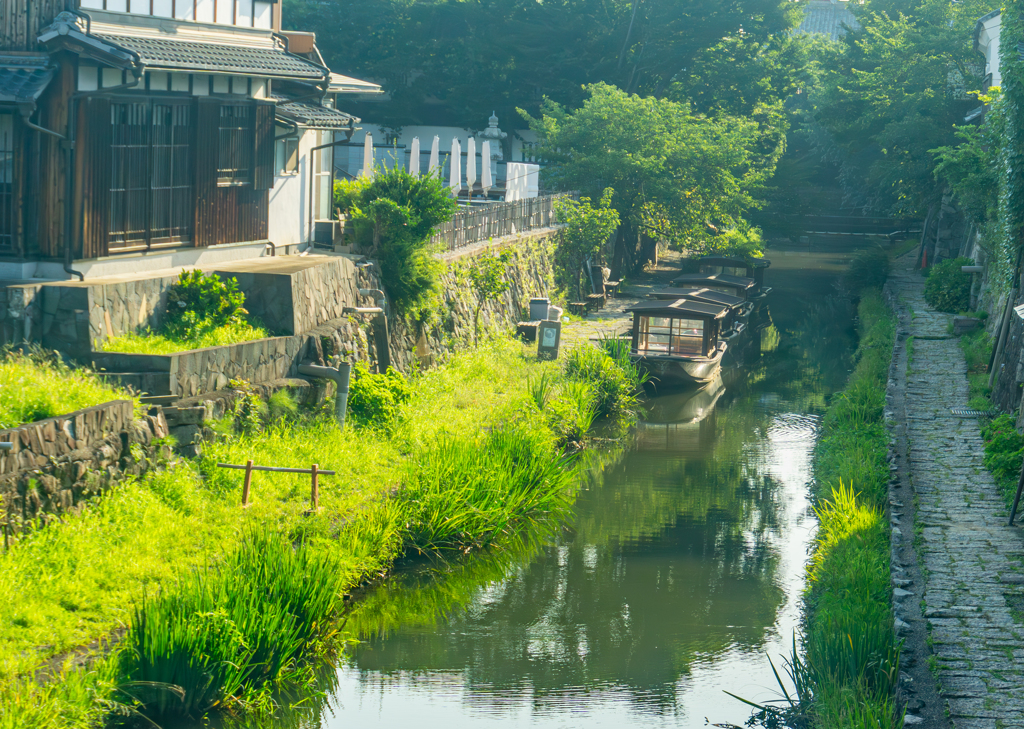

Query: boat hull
left=633, top=343, right=727, bottom=389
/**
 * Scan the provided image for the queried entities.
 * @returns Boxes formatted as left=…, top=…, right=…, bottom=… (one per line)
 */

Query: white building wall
left=79, top=0, right=274, bottom=29
left=268, top=129, right=317, bottom=247
left=977, top=14, right=1003, bottom=88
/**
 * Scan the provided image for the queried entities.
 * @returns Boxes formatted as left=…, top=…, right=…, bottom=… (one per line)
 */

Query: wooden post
left=310, top=464, right=319, bottom=511
left=241, top=459, right=254, bottom=507
left=1009, top=464, right=1024, bottom=526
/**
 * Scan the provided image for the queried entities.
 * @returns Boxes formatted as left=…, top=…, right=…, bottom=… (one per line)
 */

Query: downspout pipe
left=0, top=442, right=13, bottom=451
left=298, top=362, right=352, bottom=429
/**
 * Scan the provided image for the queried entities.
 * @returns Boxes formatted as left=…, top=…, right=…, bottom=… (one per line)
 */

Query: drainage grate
left=950, top=407, right=996, bottom=417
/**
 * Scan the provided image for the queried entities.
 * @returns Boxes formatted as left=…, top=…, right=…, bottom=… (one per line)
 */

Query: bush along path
left=887, top=252, right=1024, bottom=729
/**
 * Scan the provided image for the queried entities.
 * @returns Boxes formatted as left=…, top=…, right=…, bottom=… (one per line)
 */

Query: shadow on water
left=234, top=245, right=867, bottom=728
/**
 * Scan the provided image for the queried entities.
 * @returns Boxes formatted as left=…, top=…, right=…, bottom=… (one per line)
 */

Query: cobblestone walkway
left=891, top=260, right=1024, bottom=728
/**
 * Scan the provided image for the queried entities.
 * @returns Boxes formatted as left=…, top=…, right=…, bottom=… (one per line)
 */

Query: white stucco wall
left=268, top=129, right=317, bottom=247
left=977, top=13, right=1002, bottom=88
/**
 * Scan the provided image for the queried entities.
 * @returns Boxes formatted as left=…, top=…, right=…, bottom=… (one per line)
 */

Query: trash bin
left=530, top=297, right=550, bottom=321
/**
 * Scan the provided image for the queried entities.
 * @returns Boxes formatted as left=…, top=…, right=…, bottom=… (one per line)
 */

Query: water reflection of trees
left=340, top=386, right=790, bottom=715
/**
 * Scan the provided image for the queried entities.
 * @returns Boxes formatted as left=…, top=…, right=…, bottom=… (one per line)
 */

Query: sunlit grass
left=99, top=321, right=271, bottom=355
left=0, top=350, right=132, bottom=428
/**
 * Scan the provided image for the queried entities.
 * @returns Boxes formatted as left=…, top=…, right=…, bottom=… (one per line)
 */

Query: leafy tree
left=283, top=0, right=801, bottom=129
left=552, top=189, right=620, bottom=301
left=523, top=83, right=775, bottom=275
left=345, top=168, right=457, bottom=314
left=467, top=252, right=511, bottom=344
left=809, top=0, right=993, bottom=218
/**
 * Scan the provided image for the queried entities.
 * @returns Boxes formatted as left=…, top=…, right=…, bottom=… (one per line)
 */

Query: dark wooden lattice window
left=0, top=113, right=13, bottom=253
left=217, top=104, right=253, bottom=185
left=109, top=100, right=193, bottom=250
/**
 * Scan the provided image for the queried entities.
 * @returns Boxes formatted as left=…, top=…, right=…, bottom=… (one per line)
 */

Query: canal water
left=316, top=244, right=864, bottom=728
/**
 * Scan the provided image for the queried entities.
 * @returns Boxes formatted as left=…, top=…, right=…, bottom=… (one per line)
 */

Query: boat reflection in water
left=636, top=376, right=724, bottom=455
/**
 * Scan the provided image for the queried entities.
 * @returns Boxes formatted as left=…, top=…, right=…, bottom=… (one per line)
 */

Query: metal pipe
left=0, top=443, right=13, bottom=451
left=298, top=363, right=351, bottom=429
left=343, top=306, right=384, bottom=315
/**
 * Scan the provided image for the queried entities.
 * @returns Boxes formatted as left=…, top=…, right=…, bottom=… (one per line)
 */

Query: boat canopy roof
left=697, top=255, right=770, bottom=270
left=650, top=287, right=745, bottom=308
left=626, top=299, right=729, bottom=321
left=670, top=272, right=757, bottom=290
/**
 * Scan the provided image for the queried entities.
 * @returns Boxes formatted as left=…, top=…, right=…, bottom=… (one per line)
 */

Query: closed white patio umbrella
left=466, top=137, right=477, bottom=194
left=449, top=138, right=462, bottom=195
left=481, top=141, right=493, bottom=193
left=361, top=133, right=373, bottom=178
left=428, top=135, right=440, bottom=177
left=409, top=137, right=420, bottom=175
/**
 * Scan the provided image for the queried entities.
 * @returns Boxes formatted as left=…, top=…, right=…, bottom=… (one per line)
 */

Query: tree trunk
left=612, top=221, right=640, bottom=279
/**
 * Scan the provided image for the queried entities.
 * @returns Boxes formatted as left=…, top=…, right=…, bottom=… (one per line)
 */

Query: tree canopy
left=809, top=0, right=993, bottom=218
left=524, top=83, right=778, bottom=273
left=283, top=0, right=801, bottom=129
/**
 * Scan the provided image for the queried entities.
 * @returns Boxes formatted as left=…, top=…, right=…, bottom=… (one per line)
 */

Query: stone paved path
left=891, top=258, right=1024, bottom=728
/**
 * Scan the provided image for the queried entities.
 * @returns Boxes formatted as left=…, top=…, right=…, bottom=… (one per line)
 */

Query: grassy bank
left=805, top=290, right=899, bottom=728
left=0, top=336, right=641, bottom=725
left=99, top=320, right=270, bottom=355
left=742, top=291, right=899, bottom=727
left=0, top=349, right=132, bottom=429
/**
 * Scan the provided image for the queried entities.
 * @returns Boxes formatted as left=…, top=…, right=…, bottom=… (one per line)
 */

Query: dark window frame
left=108, top=97, right=194, bottom=251
left=217, top=103, right=254, bottom=186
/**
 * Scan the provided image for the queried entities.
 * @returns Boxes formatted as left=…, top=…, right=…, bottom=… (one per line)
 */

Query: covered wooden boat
left=626, top=300, right=729, bottom=388
left=648, top=286, right=752, bottom=340
left=680, top=255, right=772, bottom=297
left=669, top=271, right=759, bottom=301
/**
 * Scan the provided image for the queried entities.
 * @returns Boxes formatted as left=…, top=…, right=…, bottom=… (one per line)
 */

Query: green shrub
left=345, top=168, right=457, bottom=314
left=333, top=177, right=368, bottom=215
left=842, top=247, right=891, bottom=294
left=982, top=414, right=1023, bottom=504
left=0, top=348, right=132, bottom=429
left=923, top=256, right=973, bottom=313
left=166, top=270, right=247, bottom=339
left=346, top=363, right=412, bottom=427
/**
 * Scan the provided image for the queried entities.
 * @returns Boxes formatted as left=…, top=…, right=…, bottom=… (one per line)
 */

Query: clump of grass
left=959, top=327, right=993, bottom=410
left=0, top=347, right=132, bottom=429
left=397, top=425, right=577, bottom=553
left=100, top=320, right=270, bottom=355
left=121, top=527, right=345, bottom=718
left=347, top=363, right=412, bottom=429
left=842, top=247, right=891, bottom=295
left=546, top=381, right=599, bottom=449
left=562, top=340, right=644, bottom=419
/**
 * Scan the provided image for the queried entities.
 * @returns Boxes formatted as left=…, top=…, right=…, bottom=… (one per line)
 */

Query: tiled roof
left=796, top=0, right=860, bottom=41
left=0, top=54, right=54, bottom=105
left=274, top=96, right=359, bottom=129
left=94, top=33, right=327, bottom=80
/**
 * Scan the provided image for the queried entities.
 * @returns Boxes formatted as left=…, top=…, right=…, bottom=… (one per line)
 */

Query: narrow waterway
left=310, top=243, right=864, bottom=728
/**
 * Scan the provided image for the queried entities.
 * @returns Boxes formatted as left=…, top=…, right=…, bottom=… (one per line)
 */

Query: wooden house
left=0, top=1, right=367, bottom=280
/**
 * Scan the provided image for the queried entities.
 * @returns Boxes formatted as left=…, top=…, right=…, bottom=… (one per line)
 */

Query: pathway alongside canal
left=889, top=256, right=1024, bottom=729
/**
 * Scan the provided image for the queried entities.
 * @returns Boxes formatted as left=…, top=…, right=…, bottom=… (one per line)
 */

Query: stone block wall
left=0, top=282, right=43, bottom=346
left=0, top=400, right=169, bottom=524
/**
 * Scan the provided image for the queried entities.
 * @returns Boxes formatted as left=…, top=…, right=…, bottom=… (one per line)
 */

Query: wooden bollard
left=241, top=459, right=254, bottom=507
left=310, top=464, right=319, bottom=511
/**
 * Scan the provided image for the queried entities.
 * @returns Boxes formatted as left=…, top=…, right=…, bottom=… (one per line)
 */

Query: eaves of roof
left=0, top=54, right=55, bottom=107
left=38, top=12, right=328, bottom=82
left=273, top=95, right=360, bottom=130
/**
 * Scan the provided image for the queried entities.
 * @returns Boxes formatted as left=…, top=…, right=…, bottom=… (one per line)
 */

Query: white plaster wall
left=978, top=15, right=1002, bottom=87
left=268, top=129, right=317, bottom=247
left=80, top=0, right=273, bottom=29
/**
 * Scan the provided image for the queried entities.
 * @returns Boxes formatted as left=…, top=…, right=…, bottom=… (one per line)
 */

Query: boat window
left=637, top=316, right=705, bottom=355
left=700, top=264, right=748, bottom=277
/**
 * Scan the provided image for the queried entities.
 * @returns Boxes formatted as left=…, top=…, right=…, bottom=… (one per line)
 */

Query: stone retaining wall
left=0, top=400, right=169, bottom=524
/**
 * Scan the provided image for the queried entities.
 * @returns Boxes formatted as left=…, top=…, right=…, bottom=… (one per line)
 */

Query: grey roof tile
left=273, top=96, right=359, bottom=129
left=93, top=32, right=326, bottom=80
left=0, top=54, right=54, bottom=105
left=796, top=0, right=860, bottom=41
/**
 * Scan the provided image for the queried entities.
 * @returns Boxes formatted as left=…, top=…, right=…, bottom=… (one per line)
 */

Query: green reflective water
left=298, top=246, right=862, bottom=728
